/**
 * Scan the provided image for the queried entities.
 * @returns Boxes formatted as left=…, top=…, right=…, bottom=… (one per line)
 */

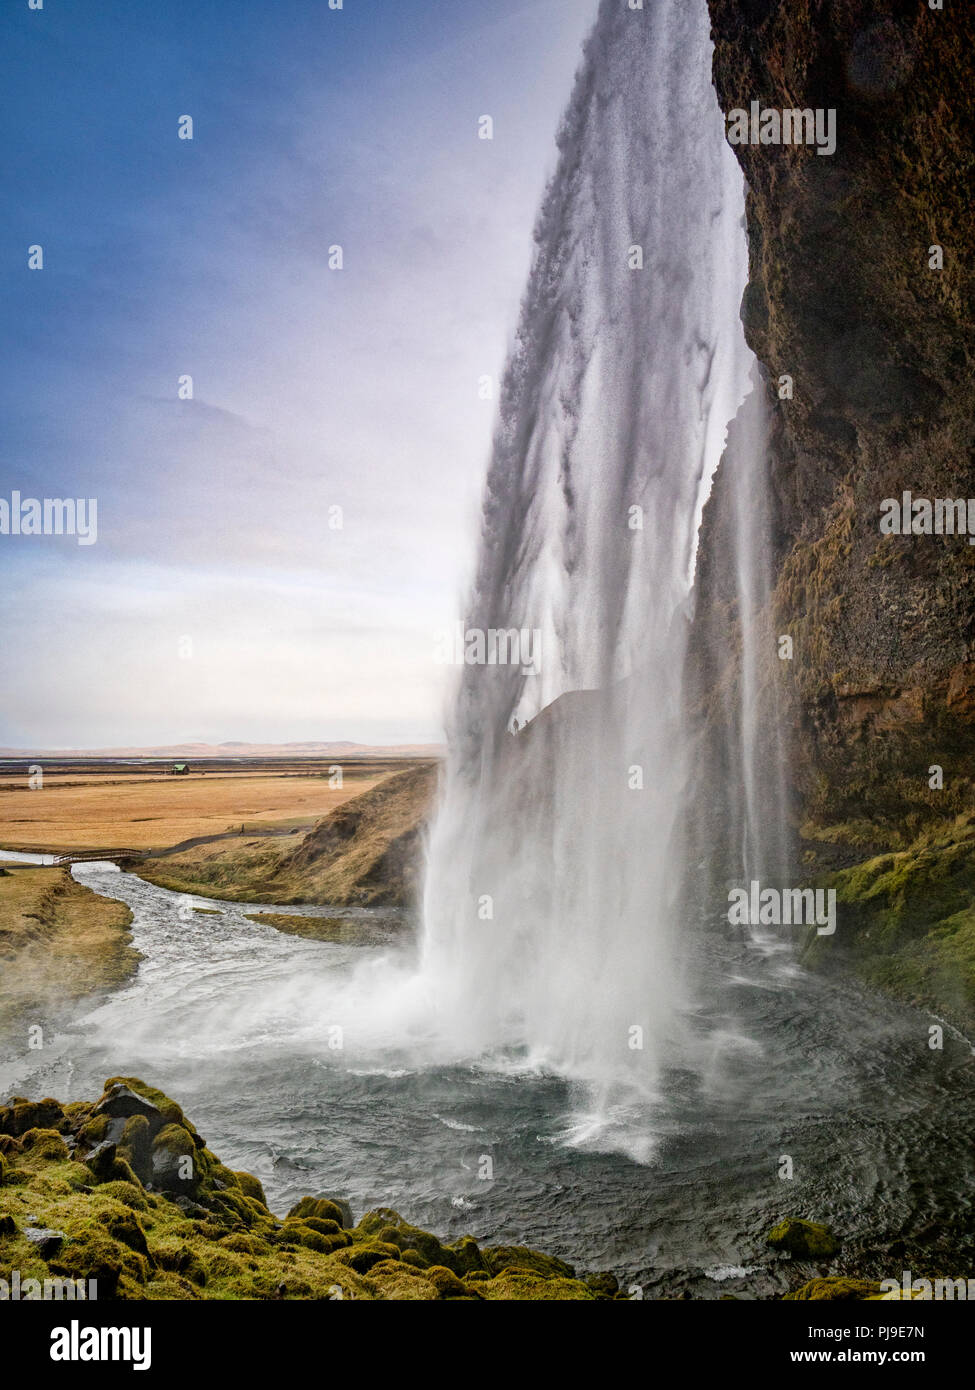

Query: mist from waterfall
left=418, top=0, right=760, bottom=1144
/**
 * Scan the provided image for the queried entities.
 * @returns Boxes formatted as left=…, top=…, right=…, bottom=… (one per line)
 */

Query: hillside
left=137, top=763, right=439, bottom=910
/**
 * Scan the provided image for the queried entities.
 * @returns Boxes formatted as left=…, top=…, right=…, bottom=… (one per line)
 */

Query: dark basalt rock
left=92, top=1083, right=165, bottom=1136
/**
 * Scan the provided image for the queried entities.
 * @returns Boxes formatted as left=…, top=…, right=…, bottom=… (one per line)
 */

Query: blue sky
left=0, top=0, right=597, bottom=748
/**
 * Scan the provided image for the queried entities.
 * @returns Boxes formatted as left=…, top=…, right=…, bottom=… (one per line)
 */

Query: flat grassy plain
left=0, top=758, right=427, bottom=855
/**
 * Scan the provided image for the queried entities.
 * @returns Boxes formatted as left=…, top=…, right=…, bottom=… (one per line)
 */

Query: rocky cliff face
left=690, top=0, right=975, bottom=1024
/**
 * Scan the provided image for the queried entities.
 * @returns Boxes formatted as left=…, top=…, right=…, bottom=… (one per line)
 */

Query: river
left=1, top=858, right=972, bottom=1297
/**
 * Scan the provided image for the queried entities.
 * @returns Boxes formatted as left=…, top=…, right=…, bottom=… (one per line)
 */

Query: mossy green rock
left=803, top=819, right=975, bottom=1034
left=150, top=1123, right=203, bottom=1194
left=0, top=1078, right=604, bottom=1301
left=767, top=1218, right=839, bottom=1259
left=234, top=1170, right=267, bottom=1207
left=785, top=1277, right=882, bottom=1300
left=482, top=1245, right=575, bottom=1279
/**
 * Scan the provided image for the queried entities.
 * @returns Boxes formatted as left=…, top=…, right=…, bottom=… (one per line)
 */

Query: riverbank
left=0, top=866, right=138, bottom=1040
left=0, top=1077, right=608, bottom=1300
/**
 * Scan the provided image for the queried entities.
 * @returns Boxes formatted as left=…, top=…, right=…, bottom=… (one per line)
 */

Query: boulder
left=92, top=1084, right=164, bottom=1136
left=767, top=1218, right=839, bottom=1259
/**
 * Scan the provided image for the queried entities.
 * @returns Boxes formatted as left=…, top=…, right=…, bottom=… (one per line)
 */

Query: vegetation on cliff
left=802, top=814, right=975, bottom=1033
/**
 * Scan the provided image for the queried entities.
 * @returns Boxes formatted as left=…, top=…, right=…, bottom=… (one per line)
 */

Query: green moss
left=1, top=1099, right=64, bottom=1138
left=78, top=1113, right=109, bottom=1148
left=767, top=1218, right=839, bottom=1259
left=336, top=1241, right=403, bottom=1274
left=447, top=1235, right=487, bottom=1273
left=109, top=1157, right=143, bottom=1188
left=286, top=1196, right=346, bottom=1226
left=482, top=1245, right=575, bottom=1279
left=18, top=1129, right=70, bottom=1163
left=118, top=1114, right=151, bottom=1179
left=234, top=1171, right=268, bottom=1207
left=96, top=1180, right=149, bottom=1212
left=785, top=1278, right=883, bottom=1300
left=218, top=1232, right=266, bottom=1256
left=803, top=820, right=975, bottom=1031
left=152, top=1123, right=196, bottom=1159
left=361, top=1261, right=441, bottom=1300
left=479, top=1271, right=596, bottom=1301
left=424, top=1265, right=470, bottom=1298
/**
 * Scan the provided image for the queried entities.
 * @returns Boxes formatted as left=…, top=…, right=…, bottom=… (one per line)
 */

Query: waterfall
left=727, top=380, right=792, bottom=892
left=419, top=0, right=758, bottom=1143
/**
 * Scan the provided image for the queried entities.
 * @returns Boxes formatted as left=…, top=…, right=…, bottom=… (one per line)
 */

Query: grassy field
left=0, top=865, right=138, bottom=1037
left=0, top=758, right=429, bottom=855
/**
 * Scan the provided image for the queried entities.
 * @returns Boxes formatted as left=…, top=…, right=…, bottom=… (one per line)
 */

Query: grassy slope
left=137, top=764, right=438, bottom=909
left=800, top=815, right=975, bottom=1035
left=0, top=1078, right=606, bottom=1301
left=0, top=867, right=138, bottom=1037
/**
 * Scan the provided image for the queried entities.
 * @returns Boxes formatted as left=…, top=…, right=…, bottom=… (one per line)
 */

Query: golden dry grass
left=0, top=766, right=395, bottom=854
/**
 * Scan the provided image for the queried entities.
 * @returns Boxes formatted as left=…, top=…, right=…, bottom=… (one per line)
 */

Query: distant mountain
left=0, top=740, right=444, bottom=760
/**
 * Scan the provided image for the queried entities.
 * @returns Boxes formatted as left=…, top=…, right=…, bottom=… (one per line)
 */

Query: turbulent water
left=419, top=0, right=754, bottom=1121
left=1, top=864, right=973, bottom=1296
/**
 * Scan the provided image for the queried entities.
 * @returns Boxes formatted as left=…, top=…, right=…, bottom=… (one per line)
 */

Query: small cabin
left=171, top=762, right=190, bottom=776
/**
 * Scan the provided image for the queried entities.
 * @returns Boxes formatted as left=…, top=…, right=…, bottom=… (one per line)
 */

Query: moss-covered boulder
left=150, top=1123, right=203, bottom=1195
left=785, top=1277, right=882, bottom=1300
left=287, top=1195, right=350, bottom=1228
left=234, top=1171, right=267, bottom=1207
left=767, top=1218, right=839, bottom=1260
left=0, top=1098, right=64, bottom=1137
left=482, top=1245, right=576, bottom=1279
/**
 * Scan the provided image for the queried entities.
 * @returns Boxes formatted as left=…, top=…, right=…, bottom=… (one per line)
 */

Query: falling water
left=726, top=379, right=792, bottom=891
left=420, top=0, right=758, bottom=1138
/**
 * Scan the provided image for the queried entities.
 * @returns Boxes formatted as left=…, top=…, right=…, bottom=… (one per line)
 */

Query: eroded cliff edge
left=689, top=0, right=975, bottom=1029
